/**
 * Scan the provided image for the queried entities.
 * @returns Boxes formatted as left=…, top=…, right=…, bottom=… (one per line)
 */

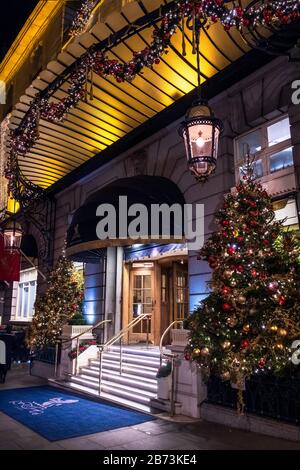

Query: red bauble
left=241, top=339, right=250, bottom=350
left=262, top=239, right=270, bottom=246
left=222, top=303, right=232, bottom=312
left=237, top=265, right=244, bottom=273
left=258, top=358, right=266, bottom=368
left=227, top=246, right=236, bottom=256
left=184, top=353, right=191, bottom=361
left=222, top=286, right=230, bottom=295
left=222, top=220, right=230, bottom=227
left=251, top=269, right=258, bottom=277
left=237, top=236, right=244, bottom=243
left=278, top=295, right=286, bottom=306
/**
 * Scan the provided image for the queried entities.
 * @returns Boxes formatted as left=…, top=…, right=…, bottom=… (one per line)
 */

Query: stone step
left=88, top=362, right=157, bottom=380
left=80, top=367, right=157, bottom=391
left=90, top=358, right=159, bottom=375
left=65, top=381, right=152, bottom=413
left=98, top=352, right=161, bottom=368
left=70, top=374, right=156, bottom=405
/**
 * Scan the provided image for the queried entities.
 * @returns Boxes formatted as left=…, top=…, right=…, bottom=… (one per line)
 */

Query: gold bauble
left=233, top=229, right=239, bottom=237
left=238, top=295, right=247, bottom=304
left=275, top=343, right=284, bottom=350
left=230, top=280, right=237, bottom=287
left=221, top=371, right=230, bottom=381
left=278, top=328, right=287, bottom=337
left=270, top=325, right=278, bottom=332
left=193, top=348, right=201, bottom=356
left=224, top=270, right=232, bottom=279
left=222, top=340, right=231, bottom=349
left=201, top=347, right=210, bottom=356
left=242, top=324, right=250, bottom=333
left=227, top=316, right=238, bottom=327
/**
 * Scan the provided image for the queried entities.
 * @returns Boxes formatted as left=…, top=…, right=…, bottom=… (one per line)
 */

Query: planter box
left=61, top=325, right=92, bottom=339
left=171, top=329, right=190, bottom=347
left=157, top=376, right=171, bottom=400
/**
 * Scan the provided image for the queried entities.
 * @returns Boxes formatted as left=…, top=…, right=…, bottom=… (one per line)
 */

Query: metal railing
left=54, top=318, right=112, bottom=378
left=159, top=320, right=184, bottom=417
left=97, top=313, right=151, bottom=396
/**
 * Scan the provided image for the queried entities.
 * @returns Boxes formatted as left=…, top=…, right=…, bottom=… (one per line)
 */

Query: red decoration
left=222, top=303, right=232, bottom=312
left=227, top=246, right=236, bottom=255
left=258, top=358, right=266, bottom=368
left=0, top=235, right=21, bottom=282
left=241, top=340, right=250, bottom=350
left=278, top=295, right=286, bottom=306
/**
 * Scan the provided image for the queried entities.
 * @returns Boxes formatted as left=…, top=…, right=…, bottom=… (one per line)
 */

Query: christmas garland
left=6, top=0, right=300, bottom=203
left=69, top=0, right=96, bottom=38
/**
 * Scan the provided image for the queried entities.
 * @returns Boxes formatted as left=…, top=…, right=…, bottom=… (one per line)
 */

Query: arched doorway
left=66, top=176, right=188, bottom=345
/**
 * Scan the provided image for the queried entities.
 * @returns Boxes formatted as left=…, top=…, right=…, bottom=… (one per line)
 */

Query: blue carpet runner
left=0, top=386, right=154, bottom=441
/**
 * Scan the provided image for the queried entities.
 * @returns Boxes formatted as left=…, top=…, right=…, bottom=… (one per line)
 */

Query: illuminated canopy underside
left=8, top=0, right=261, bottom=188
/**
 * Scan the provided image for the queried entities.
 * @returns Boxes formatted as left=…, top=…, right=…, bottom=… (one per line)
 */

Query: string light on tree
left=185, top=161, right=300, bottom=409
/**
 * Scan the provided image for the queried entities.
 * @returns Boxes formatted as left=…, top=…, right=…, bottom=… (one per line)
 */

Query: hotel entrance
left=122, top=245, right=189, bottom=345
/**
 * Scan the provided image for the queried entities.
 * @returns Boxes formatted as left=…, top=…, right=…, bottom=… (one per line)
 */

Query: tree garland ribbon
left=5, top=0, right=300, bottom=202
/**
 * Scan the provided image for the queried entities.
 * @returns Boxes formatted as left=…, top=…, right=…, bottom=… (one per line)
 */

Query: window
left=16, top=269, right=38, bottom=321
left=267, top=118, right=291, bottom=146
left=270, top=147, right=293, bottom=173
left=235, top=116, right=293, bottom=179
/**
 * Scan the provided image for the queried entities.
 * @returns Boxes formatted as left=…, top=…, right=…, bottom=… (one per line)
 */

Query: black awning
left=66, top=176, right=185, bottom=261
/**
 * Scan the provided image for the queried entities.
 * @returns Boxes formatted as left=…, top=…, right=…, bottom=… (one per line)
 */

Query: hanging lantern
left=179, top=100, right=223, bottom=181
left=3, top=220, right=22, bottom=253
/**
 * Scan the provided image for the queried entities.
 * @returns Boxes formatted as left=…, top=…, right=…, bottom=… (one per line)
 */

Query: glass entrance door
left=129, top=269, right=154, bottom=343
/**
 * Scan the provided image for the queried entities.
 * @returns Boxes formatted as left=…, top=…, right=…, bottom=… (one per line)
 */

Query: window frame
left=234, top=115, right=293, bottom=180
left=15, top=268, right=38, bottom=321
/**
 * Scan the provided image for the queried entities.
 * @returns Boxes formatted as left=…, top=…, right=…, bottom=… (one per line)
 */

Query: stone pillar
left=151, top=330, right=207, bottom=418
left=104, top=247, right=124, bottom=340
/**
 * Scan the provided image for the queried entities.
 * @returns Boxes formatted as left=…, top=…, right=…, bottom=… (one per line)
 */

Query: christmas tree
left=186, top=168, right=300, bottom=399
left=27, top=257, right=84, bottom=348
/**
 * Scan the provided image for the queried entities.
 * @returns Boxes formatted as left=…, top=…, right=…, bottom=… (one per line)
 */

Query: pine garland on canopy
left=27, top=257, right=84, bottom=348
left=186, top=166, right=300, bottom=399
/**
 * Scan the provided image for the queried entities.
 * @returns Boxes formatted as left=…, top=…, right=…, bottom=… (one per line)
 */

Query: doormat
left=0, top=386, right=154, bottom=441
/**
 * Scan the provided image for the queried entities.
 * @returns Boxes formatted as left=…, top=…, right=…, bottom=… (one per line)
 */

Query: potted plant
left=156, top=361, right=172, bottom=400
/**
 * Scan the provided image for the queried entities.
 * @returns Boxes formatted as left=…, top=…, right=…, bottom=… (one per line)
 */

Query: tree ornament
left=221, top=371, right=230, bottom=381
left=222, top=286, right=230, bottom=295
left=222, top=303, right=232, bottom=312
left=278, top=295, right=286, bottom=306
left=270, top=325, right=278, bottom=332
left=258, top=358, right=266, bottom=368
left=241, top=339, right=250, bottom=350
left=278, top=328, right=287, bottom=337
left=238, top=295, right=246, bottom=304
left=268, top=281, right=279, bottom=292
left=227, top=316, right=238, bottom=328
left=227, top=245, right=237, bottom=256
left=192, top=348, right=201, bottom=357
left=200, top=347, right=210, bottom=357
left=222, top=340, right=231, bottom=350
left=242, top=324, right=250, bottom=333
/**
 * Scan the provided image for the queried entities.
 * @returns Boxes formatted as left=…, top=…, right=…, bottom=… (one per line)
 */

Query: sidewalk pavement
left=0, top=364, right=299, bottom=450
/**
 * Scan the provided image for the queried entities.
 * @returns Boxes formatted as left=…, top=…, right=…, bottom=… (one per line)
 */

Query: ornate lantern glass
left=3, top=220, right=22, bottom=252
left=179, top=100, right=223, bottom=180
